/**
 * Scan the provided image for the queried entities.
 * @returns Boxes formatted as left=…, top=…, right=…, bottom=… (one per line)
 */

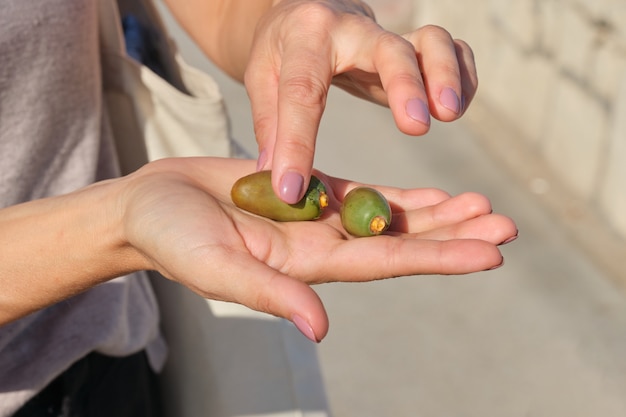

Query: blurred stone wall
left=370, top=0, right=626, bottom=248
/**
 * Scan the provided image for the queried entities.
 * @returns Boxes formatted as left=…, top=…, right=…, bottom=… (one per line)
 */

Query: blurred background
left=157, top=0, right=626, bottom=415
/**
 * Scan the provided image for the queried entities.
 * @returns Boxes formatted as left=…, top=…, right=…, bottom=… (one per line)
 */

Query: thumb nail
left=292, top=314, right=318, bottom=343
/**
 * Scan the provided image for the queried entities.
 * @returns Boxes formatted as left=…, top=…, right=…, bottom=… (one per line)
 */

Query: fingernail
left=460, top=93, right=467, bottom=113
left=293, top=314, right=318, bottom=343
left=256, top=149, right=268, bottom=171
left=486, top=258, right=504, bottom=271
left=500, top=232, right=519, bottom=245
left=279, top=171, right=304, bottom=204
left=439, top=87, right=460, bottom=114
left=406, top=98, right=430, bottom=126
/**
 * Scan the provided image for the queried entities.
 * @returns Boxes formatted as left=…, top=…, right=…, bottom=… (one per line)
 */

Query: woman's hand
left=246, top=1, right=478, bottom=204
left=123, top=158, right=515, bottom=342
left=0, top=157, right=515, bottom=336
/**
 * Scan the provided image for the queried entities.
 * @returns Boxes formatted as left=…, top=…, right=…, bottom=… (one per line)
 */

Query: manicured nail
left=486, top=258, right=505, bottom=271
left=500, top=232, right=519, bottom=245
left=406, top=98, right=430, bottom=125
left=256, top=149, right=268, bottom=171
left=279, top=171, right=304, bottom=204
left=440, top=87, right=460, bottom=114
left=293, top=314, right=318, bottom=343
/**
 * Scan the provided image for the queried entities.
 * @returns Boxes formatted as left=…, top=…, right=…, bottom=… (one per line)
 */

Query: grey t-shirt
left=0, top=1, right=166, bottom=414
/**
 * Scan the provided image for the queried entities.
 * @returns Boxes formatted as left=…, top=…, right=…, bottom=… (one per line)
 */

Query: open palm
left=123, top=157, right=516, bottom=341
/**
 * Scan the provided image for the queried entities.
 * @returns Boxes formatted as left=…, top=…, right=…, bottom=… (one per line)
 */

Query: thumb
left=213, top=252, right=329, bottom=343
left=265, top=272, right=329, bottom=343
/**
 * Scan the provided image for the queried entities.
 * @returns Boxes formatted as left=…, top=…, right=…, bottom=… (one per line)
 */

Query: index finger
left=269, top=31, right=334, bottom=204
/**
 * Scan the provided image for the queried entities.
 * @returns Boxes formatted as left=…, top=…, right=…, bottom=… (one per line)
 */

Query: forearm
left=163, top=0, right=274, bottom=81
left=162, top=0, right=376, bottom=82
left=0, top=178, right=148, bottom=324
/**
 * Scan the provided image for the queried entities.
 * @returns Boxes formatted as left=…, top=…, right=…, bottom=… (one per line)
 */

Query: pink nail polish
left=440, top=87, right=460, bottom=114
left=406, top=98, right=430, bottom=125
left=486, top=258, right=505, bottom=271
left=500, top=234, right=518, bottom=245
left=292, top=314, right=318, bottom=343
left=279, top=171, right=304, bottom=204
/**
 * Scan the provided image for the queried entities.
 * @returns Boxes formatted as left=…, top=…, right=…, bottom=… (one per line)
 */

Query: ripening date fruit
left=340, top=187, right=391, bottom=237
left=231, top=170, right=328, bottom=221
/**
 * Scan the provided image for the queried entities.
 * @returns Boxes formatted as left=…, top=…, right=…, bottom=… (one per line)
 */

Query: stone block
left=410, top=0, right=491, bottom=41
left=478, top=41, right=557, bottom=146
left=541, top=76, right=608, bottom=199
left=600, top=74, right=626, bottom=240
left=489, top=0, right=537, bottom=51
left=406, top=0, right=626, bottom=243
left=588, top=37, right=626, bottom=104
left=576, top=0, right=626, bottom=40
left=409, top=0, right=496, bottom=82
left=536, top=0, right=564, bottom=56
left=367, top=0, right=415, bottom=34
left=553, top=4, right=598, bottom=83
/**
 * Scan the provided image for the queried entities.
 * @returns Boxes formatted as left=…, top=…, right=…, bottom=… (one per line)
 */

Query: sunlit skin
left=0, top=0, right=515, bottom=343
left=1, top=158, right=517, bottom=341
left=164, top=0, right=478, bottom=203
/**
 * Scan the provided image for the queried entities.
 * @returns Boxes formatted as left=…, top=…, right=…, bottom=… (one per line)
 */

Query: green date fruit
left=340, top=187, right=391, bottom=237
left=231, top=170, right=328, bottom=221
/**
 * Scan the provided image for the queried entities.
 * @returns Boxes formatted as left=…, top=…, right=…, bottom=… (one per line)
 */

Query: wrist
left=0, top=177, right=150, bottom=324
left=98, top=175, right=154, bottom=274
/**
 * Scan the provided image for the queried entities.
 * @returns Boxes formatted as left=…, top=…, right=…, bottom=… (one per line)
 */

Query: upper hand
left=122, top=158, right=515, bottom=342
left=245, top=0, right=478, bottom=204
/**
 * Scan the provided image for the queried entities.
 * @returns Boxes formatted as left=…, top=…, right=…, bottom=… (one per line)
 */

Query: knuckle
left=376, top=30, right=413, bottom=52
left=252, top=273, right=283, bottom=316
left=418, top=24, right=453, bottom=42
left=253, top=292, right=275, bottom=316
left=282, top=75, right=328, bottom=108
left=243, top=66, right=257, bottom=88
left=424, top=187, right=452, bottom=201
left=252, top=113, right=275, bottom=143
left=438, top=62, right=462, bottom=80
left=463, top=192, right=493, bottom=215
left=281, top=136, right=316, bottom=159
left=291, top=2, right=338, bottom=25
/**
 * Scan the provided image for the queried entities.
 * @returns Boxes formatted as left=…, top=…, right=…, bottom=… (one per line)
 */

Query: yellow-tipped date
left=340, top=187, right=391, bottom=237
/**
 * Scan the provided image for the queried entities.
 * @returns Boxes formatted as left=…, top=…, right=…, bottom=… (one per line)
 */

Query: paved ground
left=160, top=7, right=626, bottom=416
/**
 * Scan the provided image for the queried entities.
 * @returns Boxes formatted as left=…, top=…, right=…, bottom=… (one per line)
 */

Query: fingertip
left=436, top=239, right=505, bottom=274
left=485, top=255, right=505, bottom=271
left=292, top=314, right=319, bottom=342
left=439, top=87, right=461, bottom=116
left=292, top=312, right=329, bottom=343
left=289, top=288, right=329, bottom=342
left=254, top=268, right=329, bottom=341
left=405, top=98, right=431, bottom=126
left=456, top=191, right=493, bottom=216
left=484, top=244, right=505, bottom=272
left=392, top=98, right=431, bottom=136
